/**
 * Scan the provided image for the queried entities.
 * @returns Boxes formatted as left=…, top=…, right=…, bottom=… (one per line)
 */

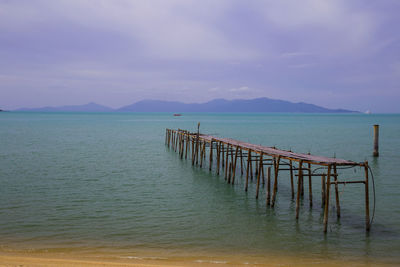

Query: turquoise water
left=0, top=112, right=399, bottom=264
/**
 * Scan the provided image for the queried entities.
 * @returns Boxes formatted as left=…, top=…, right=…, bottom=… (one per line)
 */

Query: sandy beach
left=1, top=248, right=399, bottom=267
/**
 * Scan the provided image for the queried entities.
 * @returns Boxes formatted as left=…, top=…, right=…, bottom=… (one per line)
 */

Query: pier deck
left=165, top=128, right=372, bottom=232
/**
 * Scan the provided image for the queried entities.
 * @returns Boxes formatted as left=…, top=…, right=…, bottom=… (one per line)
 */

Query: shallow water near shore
left=0, top=112, right=399, bottom=265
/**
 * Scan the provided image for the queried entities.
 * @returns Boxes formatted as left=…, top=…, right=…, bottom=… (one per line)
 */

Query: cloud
left=229, top=86, right=250, bottom=92
left=288, top=63, right=316, bottom=69
left=0, top=0, right=258, bottom=62
left=280, top=52, right=314, bottom=58
left=0, top=0, right=399, bottom=112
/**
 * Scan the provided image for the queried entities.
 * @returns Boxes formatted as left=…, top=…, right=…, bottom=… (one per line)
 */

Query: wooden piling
left=216, top=142, right=221, bottom=175
left=228, top=162, right=232, bottom=183
left=222, top=143, right=225, bottom=168
left=245, top=150, right=251, bottom=192
left=373, top=125, right=379, bottom=157
left=232, top=146, right=239, bottom=185
left=271, top=156, right=281, bottom=207
left=333, top=164, right=340, bottom=217
left=290, top=160, right=294, bottom=199
left=225, top=144, right=230, bottom=180
left=200, top=141, right=205, bottom=168
left=321, top=174, right=326, bottom=207
left=364, top=162, right=371, bottom=231
left=296, top=161, right=303, bottom=220
left=308, top=162, right=313, bottom=207
left=240, top=148, right=244, bottom=175
left=256, top=153, right=263, bottom=199
left=229, top=146, right=235, bottom=184
left=209, top=140, right=213, bottom=171
left=266, top=167, right=271, bottom=206
left=180, top=134, right=184, bottom=159
left=250, top=155, right=253, bottom=180
left=323, top=165, right=332, bottom=233
left=185, top=135, right=189, bottom=159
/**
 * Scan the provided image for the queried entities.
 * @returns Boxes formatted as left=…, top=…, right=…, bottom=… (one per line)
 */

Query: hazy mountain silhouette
left=17, top=102, right=114, bottom=112
left=117, top=98, right=357, bottom=113
left=16, top=98, right=358, bottom=113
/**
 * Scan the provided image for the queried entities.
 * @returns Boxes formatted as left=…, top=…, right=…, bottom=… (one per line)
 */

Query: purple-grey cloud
left=0, top=0, right=399, bottom=112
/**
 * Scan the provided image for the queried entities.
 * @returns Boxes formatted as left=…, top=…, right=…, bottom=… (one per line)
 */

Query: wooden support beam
left=250, top=153, right=254, bottom=180
left=290, top=160, right=294, bottom=199
left=225, top=144, right=230, bottom=180
left=255, top=156, right=259, bottom=177
left=209, top=140, right=213, bottom=171
left=333, top=164, right=340, bottom=217
left=185, top=135, right=188, bottom=159
left=231, top=146, right=239, bottom=185
left=228, top=162, right=232, bottom=184
left=321, top=174, right=326, bottom=208
left=200, top=141, right=204, bottom=168
left=228, top=145, right=235, bottom=184
left=364, top=162, right=371, bottom=231
left=296, top=160, right=303, bottom=220
left=240, top=148, right=244, bottom=175
left=245, top=150, right=251, bottom=192
left=181, top=134, right=184, bottom=159
left=271, top=156, right=281, bottom=207
left=308, top=162, right=313, bottom=207
left=324, top=165, right=332, bottom=233
left=216, top=142, right=221, bottom=175
left=191, top=138, right=195, bottom=166
left=266, top=167, right=271, bottom=206
left=222, top=143, right=225, bottom=168
left=261, top=161, right=265, bottom=185
left=256, top=153, right=263, bottom=199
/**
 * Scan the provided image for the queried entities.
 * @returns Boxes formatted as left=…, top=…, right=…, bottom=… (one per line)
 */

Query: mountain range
left=15, top=98, right=358, bottom=113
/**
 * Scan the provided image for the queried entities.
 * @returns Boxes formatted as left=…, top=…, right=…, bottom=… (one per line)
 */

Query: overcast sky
left=1, top=0, right=399, bottom=112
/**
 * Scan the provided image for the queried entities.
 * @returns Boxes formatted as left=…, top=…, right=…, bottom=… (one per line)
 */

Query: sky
left=0, top=0, right=399, bottom=112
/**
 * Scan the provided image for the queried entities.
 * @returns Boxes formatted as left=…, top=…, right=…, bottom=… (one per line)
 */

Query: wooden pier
left=165, top=128, right=373, bottom=232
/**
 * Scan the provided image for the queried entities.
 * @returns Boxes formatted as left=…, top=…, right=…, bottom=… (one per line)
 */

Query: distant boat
left=173, top=113, right=182, bottom=117
left=365, top=110, right=371, bottom=114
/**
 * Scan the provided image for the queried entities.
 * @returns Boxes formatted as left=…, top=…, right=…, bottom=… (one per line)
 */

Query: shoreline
left=1, top=246, right=399, bottom=267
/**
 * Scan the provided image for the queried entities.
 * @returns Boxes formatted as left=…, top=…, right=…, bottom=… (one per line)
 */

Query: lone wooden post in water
left=373, top=124, right=379, bottom=157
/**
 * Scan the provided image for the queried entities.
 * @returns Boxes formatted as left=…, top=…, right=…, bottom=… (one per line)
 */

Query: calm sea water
left=0, top=112, right=399, bottom=264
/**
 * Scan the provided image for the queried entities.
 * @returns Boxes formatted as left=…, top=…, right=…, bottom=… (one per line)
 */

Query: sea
left=0, top=112, right=399, bottom=265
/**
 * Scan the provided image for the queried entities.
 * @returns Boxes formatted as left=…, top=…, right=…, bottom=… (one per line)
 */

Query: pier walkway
left=165, top=128, right=372, bottom=232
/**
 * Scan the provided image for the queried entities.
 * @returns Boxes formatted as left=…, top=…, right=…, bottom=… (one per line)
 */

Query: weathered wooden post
left=216, top=142, right=221, bottom=175
left=271, top=156, right=281, bottom=207
left=209, top=139, right=213, bottom=171
left=245, top=150, right=251, bottom=191
left=321, top=174, right=326, bottom=207
left=296, top=161, right=303, bottom=219
left=373, top=125, right=379, bottom=157
left=324, top=165, right=332, bottom=233
left=231, top=146, right=239, bottom=184
left=266, top=167, right=271, bottom=206
left=364, top=161, right=371, bottom=231
left=290, top=160, right=294, bottom=199
left=308, top=161, right=312, bottom=207
left=225, top=144, right=230, bottom=180
left=256, top=153, right=263, bottom=199
left=195, top=122, right=200, bottom=165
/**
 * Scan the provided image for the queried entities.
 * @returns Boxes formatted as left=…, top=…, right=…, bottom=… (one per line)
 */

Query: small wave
left=194, top=259, right=228, bottom=264
left=120, top=256, right=168, bottom=260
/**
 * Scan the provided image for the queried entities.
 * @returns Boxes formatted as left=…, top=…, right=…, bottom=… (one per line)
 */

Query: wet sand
left=1, top=248, right=399, bottom=267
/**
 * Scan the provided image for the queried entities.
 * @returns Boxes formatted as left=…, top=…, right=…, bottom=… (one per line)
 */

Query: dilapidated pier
left=165, top=128, right=374, bottom=232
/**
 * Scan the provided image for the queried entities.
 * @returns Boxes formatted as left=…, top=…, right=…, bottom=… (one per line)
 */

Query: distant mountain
left=15, top=98, right=358, bottom=113
left=17, top=102, right=114, bottom=112
left=117, top=98, right=358, bottom=113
